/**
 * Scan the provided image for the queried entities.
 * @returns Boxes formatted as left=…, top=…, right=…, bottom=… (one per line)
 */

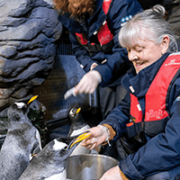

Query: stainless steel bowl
left=66, top=154, right=119, bottom=180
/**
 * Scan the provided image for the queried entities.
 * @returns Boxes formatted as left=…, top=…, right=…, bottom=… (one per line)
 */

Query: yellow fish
left=70, top=132, right=91, bottom=148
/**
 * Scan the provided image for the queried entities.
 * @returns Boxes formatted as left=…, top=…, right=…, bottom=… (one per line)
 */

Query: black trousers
left=99, top=84, right=127, bottom=119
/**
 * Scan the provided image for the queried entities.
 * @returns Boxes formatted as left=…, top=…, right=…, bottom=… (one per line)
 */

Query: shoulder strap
left=102, top=0, right=112, bottom=15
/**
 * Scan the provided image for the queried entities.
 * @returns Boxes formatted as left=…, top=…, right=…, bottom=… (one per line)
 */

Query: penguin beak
left=75, top=107, right=81, bottom=114
left=27, top=95, right=38, bottom=105
left=70, top=132, right=91, bottom=148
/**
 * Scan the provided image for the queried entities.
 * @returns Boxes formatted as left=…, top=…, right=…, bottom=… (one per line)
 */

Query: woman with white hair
left=81, top=5, right=180, bottom=180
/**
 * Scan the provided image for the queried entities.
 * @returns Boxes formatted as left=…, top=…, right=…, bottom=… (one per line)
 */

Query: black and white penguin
left=0, top=100, right=41, bottom=180
left=68, top=107, right=91, bottom=155
left=19, top=136, right=84, bottom=180
left=68, top=107, right=90, bottom=137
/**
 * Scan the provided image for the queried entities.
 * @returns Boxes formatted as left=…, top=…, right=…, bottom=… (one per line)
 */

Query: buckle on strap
left=126, top=122, right=143, bottom=138
left=87, top=44, right=102, bottom=53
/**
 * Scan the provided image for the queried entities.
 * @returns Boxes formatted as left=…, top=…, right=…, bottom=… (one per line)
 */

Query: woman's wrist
left=101, top=124, right=116, bottom=141
left=98, top=125, right=111, bottom=146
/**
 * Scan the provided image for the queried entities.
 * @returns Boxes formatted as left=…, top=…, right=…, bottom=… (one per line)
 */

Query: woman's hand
left=81, top=125, right=107, bottom=150
left=74, top=70, right=102, bottom=94
left=100, top=166, right=124, bottom=180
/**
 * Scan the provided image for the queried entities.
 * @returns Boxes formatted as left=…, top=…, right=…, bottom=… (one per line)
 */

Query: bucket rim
left=67, top=154, right=119, bottom=163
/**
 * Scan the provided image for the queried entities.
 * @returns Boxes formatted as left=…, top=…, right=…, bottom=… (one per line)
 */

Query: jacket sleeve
left=69, top=32, right=99, bottom=72
left=95, top=0, right=143, bottom=86
left=119, top=77, right=180, bottom=179
left=69, top=0, right=143, bottom=86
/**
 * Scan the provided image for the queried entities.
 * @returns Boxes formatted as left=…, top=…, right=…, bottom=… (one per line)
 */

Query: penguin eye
left=59, top=146, right=68, bottom=157
left=64, top=145, right=68, bottom=150
left=22, top=106, right=27, bottom=113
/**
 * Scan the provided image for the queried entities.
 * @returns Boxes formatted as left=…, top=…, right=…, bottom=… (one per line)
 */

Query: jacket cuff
left=82, top=60, right=100, bottom=72
left=94, top=64, right=113, bottom=86
left=101, top=124, right=116, bottom=141
left=119, top=155, right=144, bottom=180
left=83, top=61, right=93, bottom=72
left=120, top=169, right=129, bottom=180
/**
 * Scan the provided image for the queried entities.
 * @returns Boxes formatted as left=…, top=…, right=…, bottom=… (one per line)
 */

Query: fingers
left=87, top=142, right=97, bottom=150
left=74, top=71, right=100, bottom=94
left=81, top=135, right=94, bottom=147
left=80, top=131, right=98, bottom=149
left=90, top=142, right=97, bottom=150
left=80, top=126, right=106, bottom=149
left=75, top=77, right=94, bottom=94
left=81, top=126, right=106, bottom=150
left=81, top=140, right=97, bottom=150
left=84, top=142, right=97, bottom=150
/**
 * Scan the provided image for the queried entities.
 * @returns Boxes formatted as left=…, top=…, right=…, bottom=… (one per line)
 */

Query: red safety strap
left=97, top=0, right=113, bottom=45
left=75, top=0, right=113, bottom=46
left=130, top=94, right=143, bottom=123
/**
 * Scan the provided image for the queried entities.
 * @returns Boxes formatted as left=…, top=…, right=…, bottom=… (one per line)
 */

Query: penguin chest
left=44, top=169, right=66, bottom=180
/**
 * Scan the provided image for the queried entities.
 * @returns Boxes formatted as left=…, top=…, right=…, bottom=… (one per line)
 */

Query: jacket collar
left=90, top=0, right=103, bottom=21
left=122, top=52, right=170, bottom=98
left=88, top=0, right=106, bottom=36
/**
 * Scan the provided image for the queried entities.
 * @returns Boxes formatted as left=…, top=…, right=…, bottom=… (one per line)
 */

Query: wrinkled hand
left=81, top=125, right=107, bottom=150
left=100, top=166, right=123, bottom=180
left=74, top=70, right=102, bottom=94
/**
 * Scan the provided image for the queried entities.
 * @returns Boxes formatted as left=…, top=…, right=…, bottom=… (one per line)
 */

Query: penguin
left=68, top=107, right=90, bottom=137
left=0, top=100, right=41, bottom=180
left=68, top=107, right=91, bottom=155
left=18, top=135, right=86, bottom=180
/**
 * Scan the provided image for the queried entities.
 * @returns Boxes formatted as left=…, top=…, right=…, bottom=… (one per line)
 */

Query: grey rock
left=0, top=0, right=62, bottom=118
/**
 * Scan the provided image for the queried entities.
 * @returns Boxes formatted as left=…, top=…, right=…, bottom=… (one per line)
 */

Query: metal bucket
left=66, top=154, right=119, bottom=180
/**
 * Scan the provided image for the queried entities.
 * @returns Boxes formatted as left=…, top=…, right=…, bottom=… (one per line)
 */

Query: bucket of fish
left=66, top=154, right=119, bottom=180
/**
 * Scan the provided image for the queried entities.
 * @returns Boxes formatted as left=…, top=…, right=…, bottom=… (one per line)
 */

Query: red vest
left=128, top=54, right=180, bottom=137
left=75, top=0, right=113, bottom=46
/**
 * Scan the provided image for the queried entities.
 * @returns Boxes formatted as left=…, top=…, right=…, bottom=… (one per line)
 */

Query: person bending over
left=54, top=0, right=143, bottom=119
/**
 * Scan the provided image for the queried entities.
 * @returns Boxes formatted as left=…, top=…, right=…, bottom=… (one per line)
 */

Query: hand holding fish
left=81, top=125, right=108, bottom=150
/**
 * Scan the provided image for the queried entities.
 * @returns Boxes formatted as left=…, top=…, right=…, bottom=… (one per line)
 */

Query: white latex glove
left=74, top=70, right=102, bottom=94
left=81, top=125, right=108, bottom=150
left=100, top=166, right=124, bottom=180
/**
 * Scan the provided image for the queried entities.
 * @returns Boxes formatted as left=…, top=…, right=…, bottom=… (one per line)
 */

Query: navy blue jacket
left=58, top=0, right=142, bottom=86
left=101, top=52, right=180, bottom=179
